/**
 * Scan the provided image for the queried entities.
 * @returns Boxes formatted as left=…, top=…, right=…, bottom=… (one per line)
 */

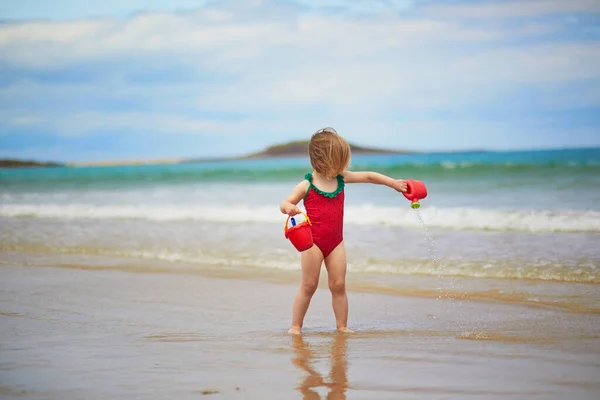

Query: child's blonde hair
left=308, top=127, right=351, bottom=179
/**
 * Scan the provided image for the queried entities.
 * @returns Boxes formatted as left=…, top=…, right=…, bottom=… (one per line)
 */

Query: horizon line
left=2, top=144, right=599, bottom=168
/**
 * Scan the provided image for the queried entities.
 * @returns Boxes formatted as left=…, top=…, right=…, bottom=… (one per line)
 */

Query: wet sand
left=1, top=265, right=599, bottom=400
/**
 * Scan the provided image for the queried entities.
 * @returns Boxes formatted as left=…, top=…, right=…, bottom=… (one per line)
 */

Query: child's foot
left=288, top=326, right=302, bottom=335
left=337, top=327, right=354, bottom=333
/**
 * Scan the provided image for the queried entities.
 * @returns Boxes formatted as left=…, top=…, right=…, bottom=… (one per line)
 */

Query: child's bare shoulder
left=290, top=179, right=310, bottom=194
left=296, top=179, right=310, bottom=190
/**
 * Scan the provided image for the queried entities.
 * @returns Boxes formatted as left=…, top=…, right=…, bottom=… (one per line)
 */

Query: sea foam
left=1, top=203, right=599, bottom=233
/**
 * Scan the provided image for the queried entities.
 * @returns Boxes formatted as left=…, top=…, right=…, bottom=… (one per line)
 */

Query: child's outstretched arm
left=279, top=180, right=310, bottom=215
left=343, top=170, right=407, bottom=193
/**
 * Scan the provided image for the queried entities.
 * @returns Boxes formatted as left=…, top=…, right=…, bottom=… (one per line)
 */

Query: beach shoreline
left=1, top=263, right=599, bottom=399
left=1, top=147, right=599, bottom=399
left=2, top=248, right=598, bottom=315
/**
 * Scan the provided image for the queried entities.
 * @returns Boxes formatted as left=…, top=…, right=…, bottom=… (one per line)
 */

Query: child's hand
left=393, top=179, right=407, bottom=193
left=283, top=203, right=302, bottom=216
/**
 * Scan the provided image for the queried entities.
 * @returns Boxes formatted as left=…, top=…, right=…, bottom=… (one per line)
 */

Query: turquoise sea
left=2, top=147, right=600, bottom=312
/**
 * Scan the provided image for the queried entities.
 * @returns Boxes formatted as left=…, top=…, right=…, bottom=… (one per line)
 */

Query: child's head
left=308, top=127, right=351, bottom=178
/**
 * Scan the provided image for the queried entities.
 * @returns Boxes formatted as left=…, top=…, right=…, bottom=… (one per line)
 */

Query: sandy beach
left=1, top=263, right=599, bottom=400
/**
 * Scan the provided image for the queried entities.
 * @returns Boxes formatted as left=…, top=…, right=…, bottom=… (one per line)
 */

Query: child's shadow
left=291, top=332, right=348, bottom=400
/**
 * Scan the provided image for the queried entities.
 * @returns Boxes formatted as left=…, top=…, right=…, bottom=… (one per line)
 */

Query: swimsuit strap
left=304, top=173, right=345, bottom=199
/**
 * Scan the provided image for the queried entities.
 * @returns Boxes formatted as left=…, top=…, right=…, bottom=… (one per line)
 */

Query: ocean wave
left=357, top=259, right=599, bottom=284
left=1, top=203, right=599, bottom=233
left=2, top=244, right=597, bottom=284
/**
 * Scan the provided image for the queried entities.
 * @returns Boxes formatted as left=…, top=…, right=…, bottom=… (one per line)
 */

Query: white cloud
left=0, top=2, right=564, bottom=68
left=1, top=110, right=250, bottom=136
left=421, top=0, right=600, bottom=19
left=452, top=42, right=600, bottom=85
left=291, top=0, right=416, bottom=14
left=0, top=0, right=599, bottom=151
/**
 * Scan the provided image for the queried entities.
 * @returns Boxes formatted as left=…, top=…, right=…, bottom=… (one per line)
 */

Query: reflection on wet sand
left=291, top=332, right=348, bottom=399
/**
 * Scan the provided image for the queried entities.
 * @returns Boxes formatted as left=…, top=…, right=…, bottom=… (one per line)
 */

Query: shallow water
left=2, top=151, right=600, bottom=290
left=2, top=215, right=599, bottom=316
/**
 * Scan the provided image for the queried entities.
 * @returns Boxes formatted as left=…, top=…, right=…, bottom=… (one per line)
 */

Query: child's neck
left=312, top=170, right=336, bottom=181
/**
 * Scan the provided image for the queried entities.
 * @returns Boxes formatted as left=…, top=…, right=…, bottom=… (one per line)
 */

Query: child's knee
left=301, top=281, right=318, bottom=296
left=329, top=279, right=346, bottom=295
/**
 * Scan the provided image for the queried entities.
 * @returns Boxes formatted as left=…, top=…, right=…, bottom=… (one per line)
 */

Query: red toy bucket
left=403, top=180, right=428, bottom=209
left=284, top=213, right=314, bottom=252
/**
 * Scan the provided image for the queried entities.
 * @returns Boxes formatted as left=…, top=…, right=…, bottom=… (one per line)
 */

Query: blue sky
left=1, top=0, right=599, bottom=162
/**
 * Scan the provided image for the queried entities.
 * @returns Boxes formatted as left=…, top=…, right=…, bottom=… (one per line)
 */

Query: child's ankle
left=288, top=325, right=302, bottom=335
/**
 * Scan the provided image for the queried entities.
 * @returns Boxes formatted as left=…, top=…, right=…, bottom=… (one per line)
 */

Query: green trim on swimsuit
left=304, top=173, right=345, bottom=199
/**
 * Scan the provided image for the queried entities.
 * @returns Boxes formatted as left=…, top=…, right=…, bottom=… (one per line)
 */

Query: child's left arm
left=342, top=170, right=407, bottom=193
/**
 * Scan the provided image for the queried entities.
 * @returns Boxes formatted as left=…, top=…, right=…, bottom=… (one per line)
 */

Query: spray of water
left=412, top=209, right=465, bottom=331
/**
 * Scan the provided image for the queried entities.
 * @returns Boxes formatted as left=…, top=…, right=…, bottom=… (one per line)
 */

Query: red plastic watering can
left=403, top=180, right=428, bottom=209
left=284, top=212, right=314, bottom=252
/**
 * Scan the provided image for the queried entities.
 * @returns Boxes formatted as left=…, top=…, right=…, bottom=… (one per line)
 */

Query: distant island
left=183, top=140, right=412, bottom=164
left=240, top=140, right=412, bottom=159
left=1, top=139, right=410, bottom=168
left=0, top=159, right=64, bottom=169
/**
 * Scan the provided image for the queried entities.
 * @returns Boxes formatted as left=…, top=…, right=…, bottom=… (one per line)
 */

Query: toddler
left=279, top=127, right=408, bottom=334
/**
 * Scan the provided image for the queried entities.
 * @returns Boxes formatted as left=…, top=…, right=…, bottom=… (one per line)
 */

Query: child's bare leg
left=289, top=246, right=324, bottom=334
left=324, top=242, right=353, bottom=332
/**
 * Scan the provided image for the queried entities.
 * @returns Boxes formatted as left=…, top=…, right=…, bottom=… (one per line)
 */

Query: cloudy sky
left=1, top=0, right=599, bottom=162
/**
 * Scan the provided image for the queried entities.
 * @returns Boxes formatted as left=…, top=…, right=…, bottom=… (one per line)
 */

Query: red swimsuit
left=303, top=173, right=345, bottom=258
